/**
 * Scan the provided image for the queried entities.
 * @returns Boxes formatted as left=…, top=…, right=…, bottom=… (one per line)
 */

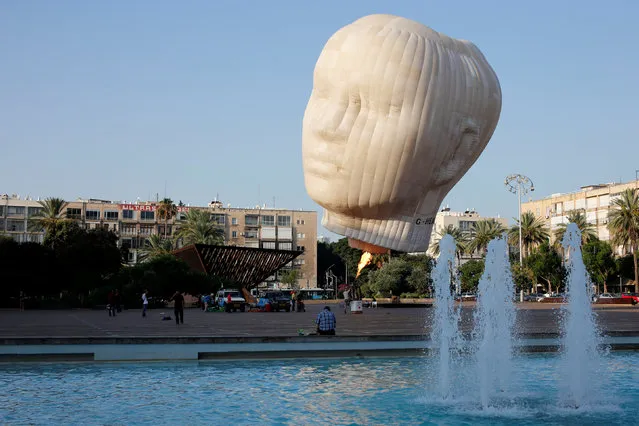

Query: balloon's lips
left=348, top=238, right=390, bottom=254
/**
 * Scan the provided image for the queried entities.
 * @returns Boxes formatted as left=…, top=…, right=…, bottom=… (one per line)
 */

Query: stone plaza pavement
left=1, top=303, right=638, bottom=339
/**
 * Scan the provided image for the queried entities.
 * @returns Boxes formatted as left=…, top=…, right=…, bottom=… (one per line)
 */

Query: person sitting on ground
left=316, top=306, right=336, bottom=335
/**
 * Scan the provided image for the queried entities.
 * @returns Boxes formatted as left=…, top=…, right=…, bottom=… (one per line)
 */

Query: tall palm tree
left=156, top=198, right=177, bottom=238
left=553, top=209, right=597, bottom=246
left=138, top=234, right=175, bottom=262
left=467, top=219, right=506, bottom=255
left=608, top=188, right=639, bottom=293
left=176, top=209, right=225, bottom=246
left=28, top=197, right=69, bottom=234
left=508, top=211, right=550, bottom=258
left=431, top=224, right=468, bottom=264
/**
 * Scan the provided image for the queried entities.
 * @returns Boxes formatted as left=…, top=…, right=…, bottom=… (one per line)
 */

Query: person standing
left=171, top=290, right=185, bottom=325
left=142, top=290, right=149, bottom=317
left=316, top=306, right=336, bottom=335
left=290, top=291, right=296, bottom=312
left=114, top=289, right=122, bottom=313
left=107, top=290, right=116, bottom=317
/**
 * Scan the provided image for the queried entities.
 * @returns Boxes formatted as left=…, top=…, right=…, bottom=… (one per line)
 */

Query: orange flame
left=356, top=252, right=373, bottom=278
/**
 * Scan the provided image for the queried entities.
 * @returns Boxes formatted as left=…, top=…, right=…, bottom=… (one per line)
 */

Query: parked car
left=264, top=291, right=291, bottom=312
left=621, top=293, right=639, bottom=305
left=216, top=289, right=246, bottom=312
left=593, top=293, right=614, bottom=303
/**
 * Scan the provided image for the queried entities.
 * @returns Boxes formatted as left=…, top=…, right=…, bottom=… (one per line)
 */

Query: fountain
left=560, top=223, right=605, bottom=408
left=472, top=234, right=517, bottom=408
left=430, top=234, right=461, bottom=399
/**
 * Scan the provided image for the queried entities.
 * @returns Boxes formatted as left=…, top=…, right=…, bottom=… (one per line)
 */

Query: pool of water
left=1, top=352, right=637, bottom=425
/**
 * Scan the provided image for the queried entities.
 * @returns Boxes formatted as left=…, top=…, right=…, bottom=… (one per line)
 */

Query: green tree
left=510, top=263, right=536, bottom=293
left=176, top=209, right=224, bottom=246
left=138, top=234, right=175, bottom=262
left=607, top=188, right=639, bottom=293
left=281, top=269, right=299, bottom=288
left=28, top=197, right=70, bottom=246
left=458, top=259, right=485, bottom=293
left=467, top=219, right=506, bottom=256
left=582, top=239, right=617, bottom=293
left=509, top=211, right=550, bottom=259
left=430, top=225, right=468, bottom=263
left=524, top=242, right=566, bottom=294
left=404, top=254, right=434, bottom=295
left=156, top=198, right=177, bottom=239
left=554, top=209, right=597, bottom=246
left=330, top=238, right=363, bottom=284
left=367, top=258, right=413, bottom=297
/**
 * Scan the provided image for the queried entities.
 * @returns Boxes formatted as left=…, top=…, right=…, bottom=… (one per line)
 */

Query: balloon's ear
left=433, top=115, right=484, bottom=187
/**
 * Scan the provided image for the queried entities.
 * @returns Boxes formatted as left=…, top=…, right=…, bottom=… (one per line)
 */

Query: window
left=278, top=242, right=292, bottom=251
left=7, top=219, right=25, bottom=232
left=122, top=209, right=135, bottom=220
left=232, top=231, right=237, bottom=238
left=140, top=225, right=153, bottom=235
left=141, top=211, right=155, bottom=220
left=294, top=259, right=306, bottom=265
left=231, top=217, right=238, bottom=225
left=278, top=215, right=291, bottom=226
left=66, top=208, right=82, bottom=219
left=121, top=224, right=137, bottom=235
left=28, top=207, right=43, bottom=217
left=105, top=211, right=119, bottom=221
left=86, top=210, right=100, bottom=221
left=296, top=245, right=305, bottom=252
left=261, top=215, right=275, bottom=226
left=177, top=212, right=186, bottom=221
left=245, top=215, right=259, bottom=226
left=211, top=213, right=225, bottom=225
left=0, top=206, right=3, bottom=216
left=7, top=206, right=25, bottom=216
left=244, top=230, right=258, bottom=239
left=296, top=219, right=305, bottom=225
left=262, top=241, right=276, bottom=249
left=296, top=233, right=306, bottom=239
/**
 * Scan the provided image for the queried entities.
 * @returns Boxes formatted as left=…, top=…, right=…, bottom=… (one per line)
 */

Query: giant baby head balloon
left=302, top=14, right=502, bottom=253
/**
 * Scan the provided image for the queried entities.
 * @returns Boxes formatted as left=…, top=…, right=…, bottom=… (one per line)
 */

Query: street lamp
left=505, top=174, right=535, bottom=266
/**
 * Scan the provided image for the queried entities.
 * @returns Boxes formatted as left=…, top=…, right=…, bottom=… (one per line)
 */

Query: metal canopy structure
left=172, top=244, right=303, bottom=288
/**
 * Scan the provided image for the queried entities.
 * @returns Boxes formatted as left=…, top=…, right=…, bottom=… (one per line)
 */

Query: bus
left=297, top=288, right=334, bottom=300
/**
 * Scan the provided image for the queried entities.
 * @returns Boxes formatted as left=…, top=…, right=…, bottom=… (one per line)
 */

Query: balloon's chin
left=348, top=238, right=390, bottom=254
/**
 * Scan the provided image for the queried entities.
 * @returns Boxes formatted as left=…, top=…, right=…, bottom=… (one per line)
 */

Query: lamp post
left=505, top=174, right=535, bottom=266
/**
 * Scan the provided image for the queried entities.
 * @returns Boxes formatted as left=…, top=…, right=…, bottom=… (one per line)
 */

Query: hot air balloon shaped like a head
left=302, top=14, right=502, bottom=253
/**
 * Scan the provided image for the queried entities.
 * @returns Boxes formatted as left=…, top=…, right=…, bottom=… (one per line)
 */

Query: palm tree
left=156, top=198, right=177, bottom=238
left=608, top=188, right=639, bottom=293
left=553, top=209, right=597, bottom=246
left=508, top=211, right=550, bottom=259
left=138, top=234, right=175, bottom=262
left=28, top=197, right=69, bottom=234
left=467, top=219, right=506, bottom=255
left=431, top=224, right=468, bottom=264
left=176, top=209, right=225, bottom=246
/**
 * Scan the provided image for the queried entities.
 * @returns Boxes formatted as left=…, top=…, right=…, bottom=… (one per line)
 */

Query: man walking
left=316, top=306, right=336, bottom=335
left=171, top=290, right=185, bottom=325
left=142, top=289, right=149, bottom=317
left=107, top=290, right=116, bottom=317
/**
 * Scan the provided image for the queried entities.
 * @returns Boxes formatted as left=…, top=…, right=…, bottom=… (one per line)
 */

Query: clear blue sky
left=2, top=1, right=638, bottom=241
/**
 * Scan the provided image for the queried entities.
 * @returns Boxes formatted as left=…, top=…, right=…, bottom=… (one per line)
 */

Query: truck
left=216, top=289, right=246, bottom=312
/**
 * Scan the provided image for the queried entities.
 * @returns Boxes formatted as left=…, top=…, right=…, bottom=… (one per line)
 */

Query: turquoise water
left=0, top=353, right=637, bottom=425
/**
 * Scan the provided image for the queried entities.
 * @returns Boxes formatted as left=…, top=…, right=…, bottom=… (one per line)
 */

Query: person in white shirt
left=142, top=290, right=149, bottom=317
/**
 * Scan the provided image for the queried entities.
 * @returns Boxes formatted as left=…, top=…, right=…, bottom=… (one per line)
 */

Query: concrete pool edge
left=1, top=334, right=639, bottom=362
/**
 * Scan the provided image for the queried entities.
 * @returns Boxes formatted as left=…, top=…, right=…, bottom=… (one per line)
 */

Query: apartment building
left=0, top=194, right=318, bottom=288
left=521, top=179, right=639, bottom=254
left=426, top=207, right=509, bottom=261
